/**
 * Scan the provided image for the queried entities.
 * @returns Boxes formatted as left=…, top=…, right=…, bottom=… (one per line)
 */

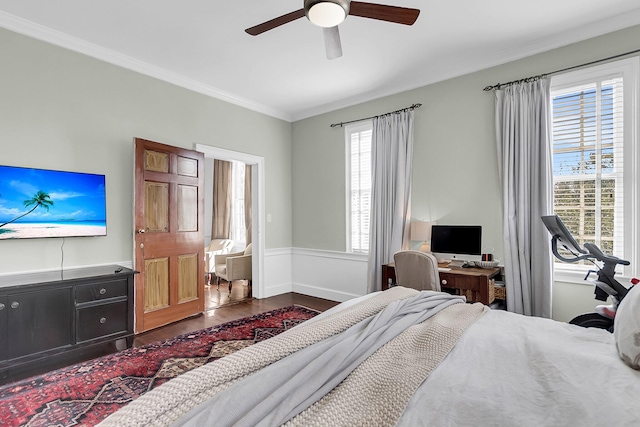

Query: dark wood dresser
left=0, top=265, right=136, bottom=384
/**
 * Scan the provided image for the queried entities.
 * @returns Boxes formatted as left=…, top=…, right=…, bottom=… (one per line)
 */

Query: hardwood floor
left=204, top=279, right=253, bottom=311
left=2, top=291, right=339, bottom=384
left=134, top=291, right=339, bottom=346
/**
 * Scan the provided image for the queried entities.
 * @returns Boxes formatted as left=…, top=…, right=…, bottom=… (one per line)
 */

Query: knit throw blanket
left=286, top=301, right=487, bottom=426
left=99, top=287, right=487, bottom=427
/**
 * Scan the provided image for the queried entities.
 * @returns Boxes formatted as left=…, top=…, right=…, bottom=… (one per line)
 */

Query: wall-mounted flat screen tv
left=0, top=165, right=106, bottom=240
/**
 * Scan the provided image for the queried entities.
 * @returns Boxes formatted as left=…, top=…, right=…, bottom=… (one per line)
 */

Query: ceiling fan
left=245, top=0, right=420, bottom=60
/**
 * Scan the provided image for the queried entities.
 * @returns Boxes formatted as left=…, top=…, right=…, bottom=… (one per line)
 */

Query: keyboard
left=437, top=267, right=452, bottom=272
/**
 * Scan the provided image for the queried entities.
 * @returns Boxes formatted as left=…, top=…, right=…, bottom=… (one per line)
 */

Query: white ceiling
left=1, top=1, right=640, bottom=122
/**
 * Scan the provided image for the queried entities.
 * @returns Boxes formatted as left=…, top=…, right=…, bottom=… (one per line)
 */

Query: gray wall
left=292, top=24, right=640, bottom=320
left=0, top=27, right=292, bottom=274
left=2, top=20, right=639, bottom=320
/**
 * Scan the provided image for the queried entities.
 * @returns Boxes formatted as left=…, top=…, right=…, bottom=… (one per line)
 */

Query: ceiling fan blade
left=323, top=26, right=343, bottom=60
left=245, top=9, right=306, bottom=36
left=349, top=2, right=420, bottom=25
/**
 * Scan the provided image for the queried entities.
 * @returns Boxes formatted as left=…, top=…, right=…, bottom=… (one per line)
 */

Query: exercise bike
left=542, top=215, right=633, bottom=332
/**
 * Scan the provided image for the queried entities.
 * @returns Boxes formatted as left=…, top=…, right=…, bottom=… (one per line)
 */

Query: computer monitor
left=430, top=225, right=482, bottom=264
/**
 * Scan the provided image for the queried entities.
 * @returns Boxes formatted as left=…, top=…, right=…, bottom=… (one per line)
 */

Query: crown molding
left=291, top=9, right=640, bottom=121
left=0, top=11, right=292, bottom=122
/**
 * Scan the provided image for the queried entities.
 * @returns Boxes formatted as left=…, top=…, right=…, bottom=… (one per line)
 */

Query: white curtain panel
left=212, top=159, right=233, bottom=239
left=495, top=79, right=554, bottom=317
left=367, top=110, right=414, bottom=293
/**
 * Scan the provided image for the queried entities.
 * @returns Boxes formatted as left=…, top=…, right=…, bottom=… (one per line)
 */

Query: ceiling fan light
left=305, top=0, right=349, bottom=28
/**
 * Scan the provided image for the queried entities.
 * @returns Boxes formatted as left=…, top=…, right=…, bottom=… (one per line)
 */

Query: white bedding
left=399, top=309, right=640, bottom=426
left=102, top=289, right=640, bottom=426
left=313, top=291, right=640, bottom=425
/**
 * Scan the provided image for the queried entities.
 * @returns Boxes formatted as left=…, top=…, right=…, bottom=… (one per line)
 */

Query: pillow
left=244, top=243, right=253, bottom=256
left=614, top=284, right=640, bottom=369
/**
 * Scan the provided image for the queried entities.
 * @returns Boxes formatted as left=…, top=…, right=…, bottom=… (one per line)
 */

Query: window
left=230, top=161, right=246, bottom=244
left=550, top=58, right=639, bottom=274
left=346, top=122, right=373, bottom=253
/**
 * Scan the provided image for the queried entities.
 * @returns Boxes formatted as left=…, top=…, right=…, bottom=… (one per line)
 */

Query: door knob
left=137, top=229, right=146, bottom=234
left=10, top=301, right=19, bottom=309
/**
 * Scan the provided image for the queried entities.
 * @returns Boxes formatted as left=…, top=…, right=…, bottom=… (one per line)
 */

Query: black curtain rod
left=330, top=103, right=422, bottom=128
left=483, top=47, right=640, bottom=91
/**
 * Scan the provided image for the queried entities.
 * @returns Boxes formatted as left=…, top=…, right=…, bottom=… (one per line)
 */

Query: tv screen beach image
left=0, top=165, right=107, bottom=239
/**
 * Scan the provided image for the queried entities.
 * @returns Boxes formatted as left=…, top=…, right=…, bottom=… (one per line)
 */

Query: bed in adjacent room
left=99, top=286, right=640, bottom=426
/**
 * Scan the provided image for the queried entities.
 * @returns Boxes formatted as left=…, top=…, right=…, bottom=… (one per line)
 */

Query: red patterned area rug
left=0, top=305, right=320, bottom=427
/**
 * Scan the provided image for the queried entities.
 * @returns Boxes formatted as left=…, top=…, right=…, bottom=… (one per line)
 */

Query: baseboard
left=292, top=283, right=362, bottom=303
left=262, top=282, right=293, bottom=298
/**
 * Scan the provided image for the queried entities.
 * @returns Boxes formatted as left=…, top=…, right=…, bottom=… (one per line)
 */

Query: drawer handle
left=441, top=279, right=448, bottom=285
left=99, top=288, right=107, bottom=295
left=99, top=317, right=107, bottom=324
left=0, top=303, right=4, bottom=310
left=10, top=301, right=19, bottom=309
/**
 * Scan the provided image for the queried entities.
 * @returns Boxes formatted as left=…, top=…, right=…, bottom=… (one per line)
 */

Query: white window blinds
left=230, top=161, right=246, bottom=244
left=346, top=123, right=372, bottom=253
left=551, top=76, right=624, bottom=260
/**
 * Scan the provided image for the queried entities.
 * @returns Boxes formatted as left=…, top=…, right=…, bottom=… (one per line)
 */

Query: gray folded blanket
left=173, top=291, right=482, bottom=427
left=99, top=287, right=486, bottom=427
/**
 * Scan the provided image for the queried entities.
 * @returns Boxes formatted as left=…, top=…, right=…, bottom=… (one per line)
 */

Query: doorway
left=204, top=158, right=252, bottom=309
left=195, top=144, right=266, bottom=306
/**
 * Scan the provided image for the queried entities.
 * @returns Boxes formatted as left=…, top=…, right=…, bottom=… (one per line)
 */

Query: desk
left=382, top=262, right=503, bottom=305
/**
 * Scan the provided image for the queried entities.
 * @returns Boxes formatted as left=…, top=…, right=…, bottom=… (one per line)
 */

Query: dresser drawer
left=76, top=279, right=127, bottom=304
left=76, top=301, right=128, bottom=343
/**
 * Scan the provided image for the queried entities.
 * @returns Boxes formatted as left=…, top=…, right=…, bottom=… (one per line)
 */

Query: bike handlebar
left=583, top=242, right=630, bottom=266
left=543, top=215, right=630, bottom=305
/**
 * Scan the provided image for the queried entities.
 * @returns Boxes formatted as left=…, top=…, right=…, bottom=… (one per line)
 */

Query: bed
left=99, top=286, right=640, bottom=426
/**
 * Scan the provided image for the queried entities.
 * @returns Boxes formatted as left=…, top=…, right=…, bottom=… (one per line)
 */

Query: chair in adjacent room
left=204, top=239, right=234, bottom=285
left=214, top=243, right=252, bottom=292
left=393, top=250, right=441, bottom=291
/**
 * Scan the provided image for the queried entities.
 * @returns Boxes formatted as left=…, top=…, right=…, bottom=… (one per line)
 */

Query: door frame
left=195, top=144, right=266, bottom=299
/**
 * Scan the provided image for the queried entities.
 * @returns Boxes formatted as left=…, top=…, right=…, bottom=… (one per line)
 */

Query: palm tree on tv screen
left=0, top=191, right=54, bottom=228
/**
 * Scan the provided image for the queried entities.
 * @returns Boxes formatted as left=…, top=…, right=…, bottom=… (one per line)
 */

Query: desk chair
left=393, top=250, right=441, bottom=291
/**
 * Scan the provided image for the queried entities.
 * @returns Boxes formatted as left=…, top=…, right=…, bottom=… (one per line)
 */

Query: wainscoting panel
left=291, top=248, right=368, bottom=302
left=263, top=248, right=368, bottom=302
left=263, top=248, right=294, bottom=297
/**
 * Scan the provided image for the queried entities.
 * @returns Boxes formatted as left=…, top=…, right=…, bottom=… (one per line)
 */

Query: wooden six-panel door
left=134, top=138, right=205, bottom=333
